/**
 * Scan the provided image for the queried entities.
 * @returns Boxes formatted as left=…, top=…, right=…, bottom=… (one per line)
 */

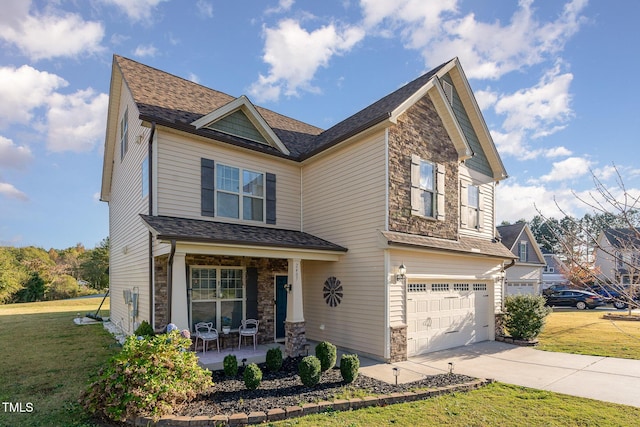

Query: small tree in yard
left=503, top=295, right=551, bottom=341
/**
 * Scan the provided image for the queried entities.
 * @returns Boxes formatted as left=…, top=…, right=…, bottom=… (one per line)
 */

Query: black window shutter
left=246, top=267, right=258, bottom=320
left=201, top=158, right=215, bottom=217
left=266, top=172, right=276, bottom=224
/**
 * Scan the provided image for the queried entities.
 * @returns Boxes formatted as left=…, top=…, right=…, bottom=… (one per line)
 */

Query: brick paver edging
left=125, top=378, right=491, bottom=426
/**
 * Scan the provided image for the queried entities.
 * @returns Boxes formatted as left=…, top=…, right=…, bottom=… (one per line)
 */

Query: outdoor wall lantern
left=283, top=282, right=292, bottom=292
left=396, top=264, right=407, bottom=282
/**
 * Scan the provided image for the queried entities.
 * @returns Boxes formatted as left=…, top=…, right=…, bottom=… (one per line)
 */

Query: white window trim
left=411, top=154, right=445, bottom=220
left=120, top=107, right=128, bottom=161
left=519, top=242, right=528, bottom=262
left=215, top=163, right=266, bottom=223
left=189, top=266, right=246, bottom=331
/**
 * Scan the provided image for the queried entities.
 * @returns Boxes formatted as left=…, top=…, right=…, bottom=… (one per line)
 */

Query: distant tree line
left=0, top=237, right=109, bottom=304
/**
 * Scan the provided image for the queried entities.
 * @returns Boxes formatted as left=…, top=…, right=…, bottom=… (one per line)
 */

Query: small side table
left=220, top=331, right=238, bottom=350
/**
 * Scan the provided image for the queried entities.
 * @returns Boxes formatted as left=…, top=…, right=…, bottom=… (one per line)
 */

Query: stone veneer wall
left=285, top=321, right=307, bottom=358
left=389, top=325, right=407, bottom=362
left=183, top=255, right=288, bottom=345
left=154, top=255, right=168, bottom=331
left=387, top=96, right=459, bottom=239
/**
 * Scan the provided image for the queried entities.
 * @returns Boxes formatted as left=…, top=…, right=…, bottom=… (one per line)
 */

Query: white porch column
left=287, top=258, right=304, bottom=322
left=171, top=251, right=189, bottom=331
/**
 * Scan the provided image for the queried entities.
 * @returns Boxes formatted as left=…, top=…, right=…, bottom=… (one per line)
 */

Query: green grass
left=268, top=382, right=640, bottom=426
left=2, top=301, right=640, bottom=426
left=537, top=309, right=640, bottom=359
left=0, top=297, right=118, bottom=427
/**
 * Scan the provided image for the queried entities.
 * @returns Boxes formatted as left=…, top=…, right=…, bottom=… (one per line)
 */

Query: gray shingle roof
left=496, top=222, right=526, bottom=250
left=603, top=228, right=640, bottom=249
left=381, top=231, right=516, bottom=259
left=114, top=55, right=450, bottom=160
left=140, top=215, right=348, bottom=252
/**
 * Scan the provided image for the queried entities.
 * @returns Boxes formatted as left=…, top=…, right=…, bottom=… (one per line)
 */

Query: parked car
left=588, top=283, right=640, bottom=310
left=543, top=290, right=606, bottom=310
left=542, top=283, right=571, bottom=296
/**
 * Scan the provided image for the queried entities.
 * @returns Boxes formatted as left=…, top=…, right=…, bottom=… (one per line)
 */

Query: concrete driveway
left=385, top=341, right=640, bottom=407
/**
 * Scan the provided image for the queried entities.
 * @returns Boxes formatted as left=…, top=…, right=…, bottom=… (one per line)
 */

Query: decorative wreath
left=323, top=276, right=343, bottom=307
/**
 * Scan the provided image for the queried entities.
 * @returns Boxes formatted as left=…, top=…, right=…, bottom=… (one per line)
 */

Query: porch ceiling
left=141, top=214, right=348, bottom=254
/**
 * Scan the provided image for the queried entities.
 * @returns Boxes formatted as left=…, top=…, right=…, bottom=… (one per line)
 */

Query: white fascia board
left=389, top=79, right=435, bottom=124
left=430, top=77, right=473, bottom=160
left=174, top=241, right=343, bottom=261
left=100, top=62, right=123, bottom=202
left=191, top=95, right=290, bottom=156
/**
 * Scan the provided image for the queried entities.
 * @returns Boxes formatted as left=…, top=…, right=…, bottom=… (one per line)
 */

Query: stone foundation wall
left=494, top=312, right=506, bottom=338
left=389, top=325, right=407, bottom=362
left=387, top=96, right=459, bottom=239
left=285, top=321, right=307, bottom=358
left=154, top=255, right=168, bottom=331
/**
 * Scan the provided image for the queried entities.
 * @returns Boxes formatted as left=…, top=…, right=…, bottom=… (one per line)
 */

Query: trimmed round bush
left=298, top=355, right=321, bottom=387
left=134, top=320, right=155, bottom=337
left=504, top=294, right=552, bottom=340
left=243, top=363, right=263, bottom=390
left=81, top=331, right=213, bottom=422
left=223, top=354, right=238, bottom=377
left=315, top=341, right=337, bottom=372
left=266, top=347, right=283, bottom=372
left=339, top=354, right=360, bottom=383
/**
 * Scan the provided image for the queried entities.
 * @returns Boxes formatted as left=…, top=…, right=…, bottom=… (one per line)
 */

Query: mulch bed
left=175, top=356, right=477, bottom=417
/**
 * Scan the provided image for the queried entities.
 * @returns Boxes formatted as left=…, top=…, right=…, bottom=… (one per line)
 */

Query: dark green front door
left=275, top=275, right=288, bottom=340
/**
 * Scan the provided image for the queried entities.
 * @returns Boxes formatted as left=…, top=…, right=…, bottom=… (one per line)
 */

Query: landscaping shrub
left=503, top=294, right=552, bottom=341
left=243, top=363, right=263, bottom=390
left=81, top=331, right=213, bottom=422
left=134, top=320, right=155, bottom=337
left=298, top=355, right=321, bottom=387
left=315, top=341, right=337, bottom=372
left=339, top=354, right=360, bottom=383
left=266, top=347, right=283, bottom=372
left=223, top=354, right=238, bottom=377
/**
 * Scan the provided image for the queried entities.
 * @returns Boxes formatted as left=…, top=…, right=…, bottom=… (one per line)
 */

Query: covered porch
left=142, top=215, right=347, bottom=358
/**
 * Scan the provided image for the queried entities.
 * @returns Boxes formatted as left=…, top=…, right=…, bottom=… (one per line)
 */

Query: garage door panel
left=407, top=281, right=491, bottom=356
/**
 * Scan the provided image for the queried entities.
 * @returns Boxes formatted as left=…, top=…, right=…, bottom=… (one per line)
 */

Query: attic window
left=442, top=81, right=453, bottom=105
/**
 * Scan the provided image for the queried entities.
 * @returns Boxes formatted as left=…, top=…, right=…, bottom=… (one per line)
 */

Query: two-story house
left=100, top=55, right=514, bottom=362
left=594, top=228, right=640, bottom=285
left=541, top=250, right=570, bottom=293
left=496, top=223, right=545, bottom=296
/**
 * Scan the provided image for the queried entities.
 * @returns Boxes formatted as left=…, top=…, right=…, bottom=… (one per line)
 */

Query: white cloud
left=196, top=0, right=214, bottom=18
left=250, top=19, right=365, bottom=102
left=47, top=89, right=109, bottom=153
left=496, top=180, right=581, bottom=223
left=101, top=0, right=170, bottom=23
left=544, top=146, right=572, bottom=158
left=0, top=136, right=32, bottom=169
left=266, top=0, right=296, bottom=14
left=0, top=65, right=67, bottom=128
left=133, top=44, right=159, bottom=58
left=188, top=73, right=200, bottom=84
left=539, top=156, right=592, bottom=183
left=360, top=0, right=587, bottom=80
left=0, top=182, right=28, bottom=201
left=0, top=0, right=104, bottom=60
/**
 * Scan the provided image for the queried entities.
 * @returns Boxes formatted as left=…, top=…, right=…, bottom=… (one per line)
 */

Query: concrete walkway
left=362, top=341, right=640, bottom=408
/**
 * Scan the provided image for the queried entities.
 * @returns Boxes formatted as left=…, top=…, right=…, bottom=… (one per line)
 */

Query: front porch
left=196, top=341, right=289, bottom=371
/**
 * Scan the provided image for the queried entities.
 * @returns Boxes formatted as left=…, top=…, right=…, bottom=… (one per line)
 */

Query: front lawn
left=537, top=309, right=640, bottom=359
left=0, top=297, right=117, bottom=427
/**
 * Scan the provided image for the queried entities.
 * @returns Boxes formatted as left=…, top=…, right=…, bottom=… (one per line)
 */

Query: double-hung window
left=467, top=184, right=479, bottom=229
left=519, top=242, right=527, bottom=262
left=418, top=160, right=435, bottom=217
left=120, top=107, right=128, bottom=160
left=216, top=164, right=264, bottom=221
left=190, top=267, right=244, bottom=331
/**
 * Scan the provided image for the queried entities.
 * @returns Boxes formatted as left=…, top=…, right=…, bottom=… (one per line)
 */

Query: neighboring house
left=100, top=55, right=515, bottom=362
left=594, top=228, right=640, bottom=285
left=496, top=223, right=545, bottom=296
left=541, top=250, right=570, bottom=293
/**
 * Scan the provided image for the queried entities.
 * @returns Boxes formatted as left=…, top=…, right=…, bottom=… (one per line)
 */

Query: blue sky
left=1, top=0, right=639, bottom=249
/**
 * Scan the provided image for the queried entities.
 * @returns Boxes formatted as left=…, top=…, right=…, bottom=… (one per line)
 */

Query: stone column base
left=390, top=325, right=407, bottom=362
left=495, top=312, right=506, bottom=338
left=285, top=321, right=306, bottom=358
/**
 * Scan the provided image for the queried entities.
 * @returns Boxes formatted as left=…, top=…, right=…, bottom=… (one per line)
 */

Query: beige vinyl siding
left=458, top=165, right=495, bottom=240
left=388, top=248, right=503, bottom=326
left=108, top=85, right=152, bottom=334
left=301, top=130, right=388, bottom=359
left=156, top=131, right=301, bottom=230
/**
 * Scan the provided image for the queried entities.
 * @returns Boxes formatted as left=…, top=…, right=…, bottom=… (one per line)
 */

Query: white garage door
left=506, top=282, right=535, bottom=296
left=407, top=281, right=491, bottom=356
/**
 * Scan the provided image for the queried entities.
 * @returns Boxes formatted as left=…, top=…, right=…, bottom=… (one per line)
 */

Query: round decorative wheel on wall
left=323, top=276, right=343, bottom=307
